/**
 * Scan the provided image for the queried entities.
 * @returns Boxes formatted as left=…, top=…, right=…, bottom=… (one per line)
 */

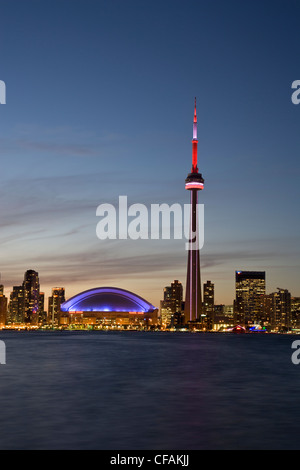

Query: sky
left=0, top=0, right=299, bottom=308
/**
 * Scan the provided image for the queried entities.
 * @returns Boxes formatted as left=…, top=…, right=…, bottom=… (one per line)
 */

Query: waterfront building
left=8, top=286, right=24, bottom=324
left=271, top=288, right=291, bottom=331
left=23, top=270, right=40, bottom=325
left=291, top=297, right=300, bottom=329
left=234, top=271, right=266, bottom=325
left=203, top=280, right=214, bottom=329
left=213, top=305, right=234, bottom=330
left=38, top=292, right=47, bottom=324
left=60, top=287, right=158, bottom=328
left=160, top=299, right=177, bottom=327
left=0, top=294, right=7, bottom=326
left=160, top=280, right=183, bottom=327
left=261, top=294, right=274, bottom=327
left=48, top=287, right=65, bottom=326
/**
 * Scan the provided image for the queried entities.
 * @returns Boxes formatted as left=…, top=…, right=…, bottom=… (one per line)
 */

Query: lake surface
left=0, top=330, right=299, bottom=450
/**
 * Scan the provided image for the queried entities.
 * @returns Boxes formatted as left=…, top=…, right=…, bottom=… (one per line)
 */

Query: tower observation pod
left=184, top=98, right=205, bottom=325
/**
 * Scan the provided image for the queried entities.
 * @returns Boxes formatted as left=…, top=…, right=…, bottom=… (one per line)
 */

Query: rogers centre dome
left=60, top=287, right=158, bottom=326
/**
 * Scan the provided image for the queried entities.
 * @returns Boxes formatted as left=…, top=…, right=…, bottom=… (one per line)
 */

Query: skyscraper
left=170, top=280, right=183, bottom=314
left=203, top=280, right=214, bottom=329
left=0, top=293, right=7, bottom=327
left=23, top=270, right=40, bottom=325
left=291, top=297, right=300, bottom=329
left=38, top=292, right=47, bottom=324
left=234, top=271, right=266, bottom=325
left=184, top=99, right=204, bottom=325
left=8, top=286, right=24, bottom=324
left=0, top=283, right=7, bottom=327
left=48, top=287, right=65, bottom=326
left=160, top=280, right=183, bottom=327
left=271, top=288, right=291, bottom=331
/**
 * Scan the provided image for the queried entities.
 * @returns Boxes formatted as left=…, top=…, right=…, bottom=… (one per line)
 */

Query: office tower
left=261, top=294, right=273, bottom=327
left=214, top=304, right=235, bottom=330
left=23, top=270, right=40, bottom=325
left=224, top=305, right=234, bottom=320
left=203, top=280, right=214, bottom=330
left=184, top=99, right=204, bottom=324
left=38, top=292, right=47, bottom=324
left=170, top=280, right=183, bottom=313
left=234, top=271, right=266, bottom=325
left=163, top=286, right=172, bottom=301
left=291, top=297, right=300, bottom=329
left=271, top=288, right=291, bottom=331
left=48, top=287, right=65, bottom=326
left=0, top=293, right=7, bottom=326
left=160, top=280, right=183, bottom=327
left=9, top=286, right=25, bottom=324
left=160, top=299, right=176, bottom=326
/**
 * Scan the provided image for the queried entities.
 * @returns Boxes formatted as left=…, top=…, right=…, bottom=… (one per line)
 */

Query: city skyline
left=1, top=266, right=298, bottom=314
left=0, top=0, right=299, bottom=308
left=2, top=266, right=298, bottom=331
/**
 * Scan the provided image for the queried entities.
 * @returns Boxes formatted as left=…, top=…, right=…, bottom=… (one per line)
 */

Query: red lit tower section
left=184, top=98, right=204, bottom=324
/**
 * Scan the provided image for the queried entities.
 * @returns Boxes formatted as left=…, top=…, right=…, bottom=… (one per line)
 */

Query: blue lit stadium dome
left=60, top=287, right=156, bottom=314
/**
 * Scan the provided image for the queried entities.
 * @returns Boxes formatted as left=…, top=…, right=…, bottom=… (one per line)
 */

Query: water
left=0, top=330, right=299, bottom=450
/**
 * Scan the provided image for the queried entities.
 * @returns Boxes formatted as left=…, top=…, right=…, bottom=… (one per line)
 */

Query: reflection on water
left=0, top=330, right=299, bottom=449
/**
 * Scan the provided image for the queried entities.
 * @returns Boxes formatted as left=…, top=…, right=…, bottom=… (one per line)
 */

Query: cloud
left=16, top=139, right=98, bottom=157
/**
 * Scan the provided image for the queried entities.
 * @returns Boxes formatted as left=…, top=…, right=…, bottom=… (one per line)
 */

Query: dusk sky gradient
left=0, top=0, right=299, bottom=307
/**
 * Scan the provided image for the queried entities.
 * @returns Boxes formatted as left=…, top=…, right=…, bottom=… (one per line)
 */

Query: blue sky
left=0, top=0, right=299, bottom=307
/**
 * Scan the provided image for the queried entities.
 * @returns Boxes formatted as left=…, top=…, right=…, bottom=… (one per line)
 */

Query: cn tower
left=184, top=98, right=204, bottom=324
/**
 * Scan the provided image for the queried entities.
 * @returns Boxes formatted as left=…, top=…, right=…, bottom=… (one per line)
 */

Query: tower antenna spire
left=192, top=97, right=198, bottom=172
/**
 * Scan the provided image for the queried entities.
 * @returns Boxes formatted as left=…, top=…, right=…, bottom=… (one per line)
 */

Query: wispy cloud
left=16, top=139, right=98, bottom=157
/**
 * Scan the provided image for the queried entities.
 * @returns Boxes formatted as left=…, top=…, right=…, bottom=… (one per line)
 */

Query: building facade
left=271, top=288, right=291, bottom=331
left=60, top=287, right=158, bottom=328
left=48, top=287, right=65, bottom=326
left=160, top=280, right=183, bottom=327
left=234, top=271, right=266, bottom=325
left=203, top=280, right=214, bottom=330
left=23, top=270, right=40, bottom=325
left=0, top=294, right=7, bottom=326
left=9, top=286, right=25, bottom=324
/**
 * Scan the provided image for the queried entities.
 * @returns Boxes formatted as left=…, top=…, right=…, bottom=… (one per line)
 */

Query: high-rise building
left=163, top=286, right=172, bottom=301
left=203, top=280, right=214, bottom=330
left=291, top=297, right=300, bottom=329
left=160, top=280, right=183, bottom=327
left=38, top=292, right=47, bottom=324
left=234, top=271, right=266, bottom=325
left=0, top=284, right=7, bottom=326
left=23, top=270, right=40, bottom=325
left=170, top=280, right=183, bottom=314
left=48, top=287, right=65, bottom=326
left=184, top=99, right=204, bottom=325
left=160, top=299, right=176, bottom=326
left=8, top=286, right=25, bottom=324
left=271, top=288, right=291, bottom=331
left=0, top=293, right=7, bottom=327
left=261, top=294, right=273, bottom=327
left=214, top=304, right=235, bottom=330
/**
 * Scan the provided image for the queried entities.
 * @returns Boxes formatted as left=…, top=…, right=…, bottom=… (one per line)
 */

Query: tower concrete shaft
left=184, top=98, right=204, bottom=324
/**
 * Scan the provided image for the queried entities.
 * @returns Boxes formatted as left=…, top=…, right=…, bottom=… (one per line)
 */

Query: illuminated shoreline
left=0, top=325, right=298, bottom=334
